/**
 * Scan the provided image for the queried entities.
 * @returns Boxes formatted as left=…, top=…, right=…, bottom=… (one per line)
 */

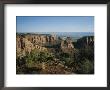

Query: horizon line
left=16, top=31, right=94, bottom=33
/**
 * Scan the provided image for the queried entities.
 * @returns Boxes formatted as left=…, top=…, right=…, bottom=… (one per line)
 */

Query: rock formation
left=61, top=37, right=74, bottom=53
left=16, top=33, right=56, bottom=58
left=76, top=36, right=94, bottom=48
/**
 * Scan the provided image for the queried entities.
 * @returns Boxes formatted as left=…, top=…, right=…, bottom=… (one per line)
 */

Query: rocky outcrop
left=76, top=36, right=94, bottom=48
left=16, top=34, right=48, bottom=58
left=61, top=37, right=74, bottom=53
left=23, top=34, right=57, bottom=46
left=61, top=37, right=74, bottom=49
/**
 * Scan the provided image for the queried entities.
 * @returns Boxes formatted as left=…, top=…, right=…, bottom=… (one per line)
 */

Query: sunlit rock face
left=61, top=37, right=74, bottom=53
left=16, top=34, right=50, bottom=58
left=61, top=37, right=74, bottom=49
left=86, top=36, right=94, bottom=46
left=16, top=35, right=26, bottom=58
left=32, top=35, right=46, bottom=45
left=24, top=34, right=57, bottom=46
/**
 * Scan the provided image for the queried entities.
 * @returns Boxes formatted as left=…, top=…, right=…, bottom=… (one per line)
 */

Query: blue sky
left=16, top=16, right=94, bottom=32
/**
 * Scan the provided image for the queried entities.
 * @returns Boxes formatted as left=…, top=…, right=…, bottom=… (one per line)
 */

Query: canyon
left=16, top=33, right=94, bottom=74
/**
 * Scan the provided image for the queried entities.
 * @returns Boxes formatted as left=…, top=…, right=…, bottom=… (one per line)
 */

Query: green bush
left=76, top=59, right=94, bottom=74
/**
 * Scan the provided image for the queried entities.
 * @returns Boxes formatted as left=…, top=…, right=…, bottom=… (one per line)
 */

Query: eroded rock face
left=61, top=37, right=74, bottom=49
left=76, top=36, right=94, bottom=48
left=16, top=34, right=75, bottom=58
left=86, top=36, right=94, bottom=46
left=16, top=34, right=53, bottom=58
left=16, top=36, right=26, bottom=58
left=61, top=37, right=74, bottom=53
left=24, top=34, right=57, bottom=45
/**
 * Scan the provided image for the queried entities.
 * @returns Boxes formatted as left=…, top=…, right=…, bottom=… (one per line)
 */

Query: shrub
left=76, top=59, right=94, bottom=74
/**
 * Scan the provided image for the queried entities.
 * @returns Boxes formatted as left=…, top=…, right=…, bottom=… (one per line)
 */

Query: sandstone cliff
left=61, top=37, right=74, bottom=54
left=16, top=33, right=56, bottom=58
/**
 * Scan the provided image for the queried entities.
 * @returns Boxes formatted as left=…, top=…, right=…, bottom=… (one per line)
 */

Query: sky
left=16, top=16, right=94, bottom=33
